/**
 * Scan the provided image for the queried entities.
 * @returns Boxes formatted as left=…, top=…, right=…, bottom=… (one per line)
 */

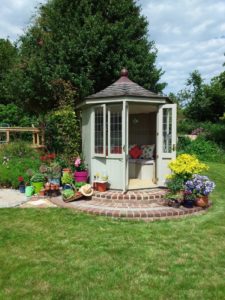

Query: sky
left=0, top=0, right=225, bottom=94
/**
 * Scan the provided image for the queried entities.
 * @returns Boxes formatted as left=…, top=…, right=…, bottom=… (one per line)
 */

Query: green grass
left=0, top=163, right=225, bottom=299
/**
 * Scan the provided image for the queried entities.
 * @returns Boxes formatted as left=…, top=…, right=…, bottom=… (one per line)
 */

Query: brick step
left=50, top=196, right=207, bottom=221
left=91, top=196, right=166, bottom=205
left=93, top=190, right=167, bottom=201
left=74, top=205, right=204, bottom=219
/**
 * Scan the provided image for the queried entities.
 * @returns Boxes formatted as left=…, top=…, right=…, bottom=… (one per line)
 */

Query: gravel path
left=0, top=189, right=28, bottom=208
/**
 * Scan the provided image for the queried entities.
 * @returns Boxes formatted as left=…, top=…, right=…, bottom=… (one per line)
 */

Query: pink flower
left=75, top=157, right=81, bottom=167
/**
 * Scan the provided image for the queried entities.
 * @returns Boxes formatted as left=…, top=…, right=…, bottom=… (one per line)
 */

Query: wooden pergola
left=0, top=127, right=45, bottom=148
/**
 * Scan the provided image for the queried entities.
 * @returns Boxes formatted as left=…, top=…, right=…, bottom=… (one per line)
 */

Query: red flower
left=18, top=176, right=24, bottom=182
left=47, top=153, right=56, bottom=159
left=40, top=156, right=47, bottom=161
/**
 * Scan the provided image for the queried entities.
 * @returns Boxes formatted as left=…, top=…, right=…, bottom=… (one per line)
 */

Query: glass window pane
left=110, top=106, right=122, bottom=154
left=163, top=108, right=172, bottom=153
left=95, top=107, right=104, bottom=154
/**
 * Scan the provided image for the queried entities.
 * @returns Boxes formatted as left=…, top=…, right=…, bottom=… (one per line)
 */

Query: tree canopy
left=0, top=39, right=18, bottom=104
left=175, top=69, right=225, bottom=122
left=11, top=0, right=166, bottom=114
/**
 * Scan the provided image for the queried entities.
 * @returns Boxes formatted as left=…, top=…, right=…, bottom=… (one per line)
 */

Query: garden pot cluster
left=17, top=153, right=110, bottom=199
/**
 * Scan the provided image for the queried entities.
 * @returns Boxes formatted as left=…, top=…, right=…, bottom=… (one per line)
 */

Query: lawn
left=0, top=162, right=225, bottom=300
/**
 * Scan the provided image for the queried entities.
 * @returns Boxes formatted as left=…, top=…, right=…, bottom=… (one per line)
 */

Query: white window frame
left=93, top=104, right=106, bottom=157
left=162, top=107, right=172, bottom=154
left=107, top=104, right=123, bottom=159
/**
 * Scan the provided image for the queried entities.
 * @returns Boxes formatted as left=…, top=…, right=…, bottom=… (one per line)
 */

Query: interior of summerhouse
left=128, top=104, right=157, bottom=189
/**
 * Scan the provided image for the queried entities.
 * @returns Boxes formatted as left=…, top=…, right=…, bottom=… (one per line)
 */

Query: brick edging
left=49, top=197, right=209, bottom=221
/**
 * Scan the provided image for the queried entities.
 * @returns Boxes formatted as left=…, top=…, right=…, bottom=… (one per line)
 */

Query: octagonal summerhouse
left=77, top=69, right=177, bottom=191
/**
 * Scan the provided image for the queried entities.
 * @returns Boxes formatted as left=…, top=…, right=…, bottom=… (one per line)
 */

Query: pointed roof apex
left=116, top=68, right=132, bottom=84
left=86, top=68, right=168, bottom=100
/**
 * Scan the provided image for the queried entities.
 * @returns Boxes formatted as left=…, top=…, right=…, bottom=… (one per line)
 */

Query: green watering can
left=25, top=186, right=34, bottom=197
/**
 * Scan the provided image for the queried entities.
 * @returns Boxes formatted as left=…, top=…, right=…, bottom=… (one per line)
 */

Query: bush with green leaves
left=166, top=176, right=184, bottom=194
left=0, top=104, right=36, bottom=126
left=0, top=141, right=41, bottom=188
left=177, top=135, right=225, bottom=163
left=45, top=106, right=81, bottom=163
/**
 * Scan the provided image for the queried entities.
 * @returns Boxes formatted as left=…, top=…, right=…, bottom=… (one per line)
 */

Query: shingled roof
left=86, top=69, right=167, bottom=100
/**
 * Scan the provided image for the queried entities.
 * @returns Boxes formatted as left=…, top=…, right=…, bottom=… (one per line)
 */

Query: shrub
left=177, top=119, right=199, bottom=134
left=177, top=136, right=192, bottom=152
left=177, top=135, right=225, bottom=163
left=203, top=122, right=225, bottom=147
left=0, top=104, right=36, bottom=126
left=0, top=141, right=40, bottom=188
left=45, top=106, right=81, bottom=163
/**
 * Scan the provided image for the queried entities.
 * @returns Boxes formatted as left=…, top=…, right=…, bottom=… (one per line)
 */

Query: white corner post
left=122, top=100, right=129, bottom=192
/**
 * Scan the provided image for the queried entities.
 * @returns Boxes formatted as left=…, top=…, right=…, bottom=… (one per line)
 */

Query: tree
left=14, top=0, right=166, bottom=114
left=183, top=70, right=206, bottom=121
left=177, top=70, right=225, bottom=122
left=0, top=39, right=18, bottom=104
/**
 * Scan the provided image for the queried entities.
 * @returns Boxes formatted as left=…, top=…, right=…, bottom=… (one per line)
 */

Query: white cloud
left=139, top=0, right=225, bottom=93
left=0, top=0, right=46, bottom=41
left=0, top=0, right=224, bottom=93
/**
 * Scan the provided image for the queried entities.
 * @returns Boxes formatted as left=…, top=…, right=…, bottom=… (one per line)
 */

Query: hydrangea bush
left=184, top=174, right=215, bottom=197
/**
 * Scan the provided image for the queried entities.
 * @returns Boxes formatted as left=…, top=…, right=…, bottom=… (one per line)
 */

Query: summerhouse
left=77, top=69, right=177, bottom=191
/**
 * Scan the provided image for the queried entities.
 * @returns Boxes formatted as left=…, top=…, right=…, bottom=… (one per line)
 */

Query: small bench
left=129, top=159, right=155, bottom=180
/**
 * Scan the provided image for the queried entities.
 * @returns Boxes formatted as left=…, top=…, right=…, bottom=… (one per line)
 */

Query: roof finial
left=121, top=68, right=128, bottom=77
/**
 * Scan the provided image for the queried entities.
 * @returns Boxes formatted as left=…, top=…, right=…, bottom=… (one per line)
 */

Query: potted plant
left=30, top=173, right=46, bottom=194
left=48, top=162, right=62, bottom=185
left=94, top=173, right=108, bottom=192
left=185, top=175, right=215, bottom=207
left=18, top=176, right=25, bottom=193
left=74, top=156, right=88, bottom=182
left=61, top=172, right=74, bottom=189
left=183, top=190, right=196, bottom=208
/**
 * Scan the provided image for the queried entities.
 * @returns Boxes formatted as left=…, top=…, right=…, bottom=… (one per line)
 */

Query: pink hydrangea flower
left=75, top=157, right=81, bottom=167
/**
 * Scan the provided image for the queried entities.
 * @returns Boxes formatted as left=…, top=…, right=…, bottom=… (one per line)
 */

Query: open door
left=156, top=104, right=177, bottom=186
left=122, top=101, right=129, bottom=192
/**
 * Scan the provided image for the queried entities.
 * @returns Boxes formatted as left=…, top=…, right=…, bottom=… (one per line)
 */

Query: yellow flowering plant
left=166, top=154, right=209, bottom=193
left=169, top=154, right=208, bottom=179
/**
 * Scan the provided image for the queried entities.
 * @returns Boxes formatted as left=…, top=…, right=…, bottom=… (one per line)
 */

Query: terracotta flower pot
left=39, top=189, right=45, bottom=196
left=196, top=196, right=209, bottom=208
left=96, top=181, right=108, bottom=192
left=63, top=168, right=72, bottom=174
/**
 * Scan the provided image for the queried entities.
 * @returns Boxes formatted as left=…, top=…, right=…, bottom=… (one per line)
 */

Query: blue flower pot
left=50, top=178, right=60, bottom=185
left=183, top=199, right=194, bottom=208
left=19, top=185, right=25, bottom=193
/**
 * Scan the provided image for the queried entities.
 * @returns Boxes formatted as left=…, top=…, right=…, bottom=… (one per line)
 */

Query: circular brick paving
left=50, top=189, right=208, bottom=221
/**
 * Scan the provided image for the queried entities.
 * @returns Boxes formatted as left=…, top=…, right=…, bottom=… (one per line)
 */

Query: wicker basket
left=63, top=192, right=83, bottom=202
